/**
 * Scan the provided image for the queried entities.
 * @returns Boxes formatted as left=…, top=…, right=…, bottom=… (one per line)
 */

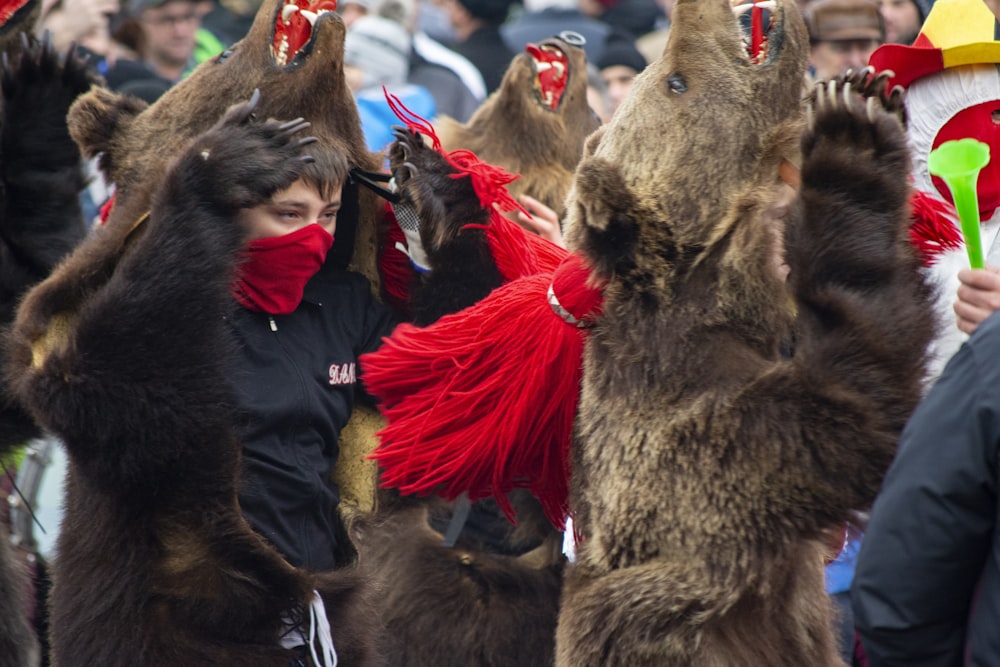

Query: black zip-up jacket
left=852, top=310, right=1000, bottom=666
left=230, top=268, right=395, bottom=572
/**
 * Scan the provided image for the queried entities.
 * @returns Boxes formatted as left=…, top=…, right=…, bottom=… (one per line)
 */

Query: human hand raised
left=955, top=265, right=1000, bottom=334
left=516, top=194, right=565, bottom=248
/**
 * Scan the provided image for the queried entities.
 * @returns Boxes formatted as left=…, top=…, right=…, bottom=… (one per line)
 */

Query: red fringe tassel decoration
left=361, top=252, right=604, bottom=529
left=909, top=189, right=963, bottom=266
left=480, top=213, right=566, bottom=280
left=378, top=203, right=415, bottom=317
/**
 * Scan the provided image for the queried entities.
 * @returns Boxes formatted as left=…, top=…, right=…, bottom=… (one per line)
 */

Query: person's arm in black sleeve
left=852, top=320, right=1000, bottom=666
left=354, top=280, right=400, bottom=405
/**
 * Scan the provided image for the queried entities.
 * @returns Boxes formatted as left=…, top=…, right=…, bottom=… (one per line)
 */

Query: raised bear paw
left=792, top=70, right=915, bottom=286
left=1, top=33, right=98, bottom=119
left=802, top=72, right=910, bottom=186
left=387, top=125, right=487, bottom=253
left=181, top=90, right=317, bottom=212
left=823, top=66, right=906, bottom=126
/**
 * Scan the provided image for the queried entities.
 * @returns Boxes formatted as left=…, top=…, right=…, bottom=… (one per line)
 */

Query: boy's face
left=241, top=178, right=343, bottom=240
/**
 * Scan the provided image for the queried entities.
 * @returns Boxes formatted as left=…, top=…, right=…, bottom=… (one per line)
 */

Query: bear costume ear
left=583, top=126, right=605, bottom=158
left=572, top=157, right=634, bottom=232
left=67, top=87, right=147, bottom=161
left=564, top=156, right=641, bottom=277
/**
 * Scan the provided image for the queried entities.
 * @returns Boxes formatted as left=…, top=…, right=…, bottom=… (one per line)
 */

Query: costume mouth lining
left=0, top=0, right=33, bottom=29
left=733, top=0, right=780, bottom=64
left=272, top=0, right=337, bottom=67
left=526, top=42, right=569, bottom=111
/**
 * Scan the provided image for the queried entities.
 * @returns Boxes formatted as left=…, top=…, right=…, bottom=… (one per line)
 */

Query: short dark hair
left=299, top=142, right=351, bottom=202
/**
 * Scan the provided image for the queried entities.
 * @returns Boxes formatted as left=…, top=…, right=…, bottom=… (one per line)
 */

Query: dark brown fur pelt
left=555, top=0, right=935, bottom=664
left=387, top=127, right=503, bottom=326
left=359, top=128, right=567, bottom=665
left=15, top=0, right=381, bottom=368
left=0, top=29, right=95, bottom=667
left=7, top=98, right=382, bottom=667
left=0, top=525, right=39, bottom=667
left=0, top=33, right=93, bottom=451
left=435, top=34, right=599, bottom=219
left=3, top=3, right=386, bottom=663
left=351, top=501, right=563, bottom=667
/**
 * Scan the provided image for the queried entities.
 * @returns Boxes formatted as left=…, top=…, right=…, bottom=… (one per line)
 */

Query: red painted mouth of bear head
left=526, top=43, right=568, bottom=111
left=0, top=0, right=33, bottom=27
left=272, top=0, right=338, bottom=67
left=734, top=0, right=777, bottom=64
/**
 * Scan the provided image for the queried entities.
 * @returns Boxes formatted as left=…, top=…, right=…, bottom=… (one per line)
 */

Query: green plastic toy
left=928, top=138, right=991, bottom=269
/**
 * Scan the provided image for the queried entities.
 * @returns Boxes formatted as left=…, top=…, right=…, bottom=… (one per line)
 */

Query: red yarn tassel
left=466, top=212, right=566, bottom=280
left=379, top=203, right=416, bottom=316
left=361, top=254, right=603, bottom=528
left=909, top=189, right=963, bottom=266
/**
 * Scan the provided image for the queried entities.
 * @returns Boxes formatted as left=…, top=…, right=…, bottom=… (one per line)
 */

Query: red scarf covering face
left=233, top=224, right=334, bottom=314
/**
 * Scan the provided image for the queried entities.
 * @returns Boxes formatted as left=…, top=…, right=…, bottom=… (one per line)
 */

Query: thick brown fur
left=15, top=0, right=381, bottom=366
left=0, top=534, right=38, bottom=667
left=6, top=97, right=382, bottom=667
left=434, top=34, right=599, bottom=218
left=4, top=3, right=385, bottom=664
left=353, top=127, right=567, bottom=665
left=351, top=500, right=563, bottom=667
left=0, top=16, right=96, bottom=667
left=556, top=0, right=936, bottom=664
left=387, top=127, right=503, bottom=325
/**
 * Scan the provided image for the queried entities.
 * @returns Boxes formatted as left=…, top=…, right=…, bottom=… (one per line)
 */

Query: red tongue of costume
left=273, top=0, right=337, bottom=64
left=363, top=93, right=605, bottom=528
left=525, top=44, right=569, bottom=111
left=748, top=3, right=770, bottom=63
left=0, top=0, right=30, bottom=24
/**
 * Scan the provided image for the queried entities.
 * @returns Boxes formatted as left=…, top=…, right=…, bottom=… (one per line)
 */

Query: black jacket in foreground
left=852, top=310, right=1000, bottom=666
left=231, top=268, right=396, bottom=572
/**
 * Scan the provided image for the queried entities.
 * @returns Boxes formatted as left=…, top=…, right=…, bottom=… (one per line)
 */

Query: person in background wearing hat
left=851, top=5, right=1000, bottom=663
left=344, top=14, right=437, bottom=152
left=437, top=0, right=516, bottom=94
left=374, top=0, right=486, bottom=122
left=878, top=0, right=931, bottom=44
left=596, top=39, right=646, bottom=118
left=501, top=0, right=634, bottom=66
left=579, top=0, right=661, bottom=42
left=803, top=0, right=885, bottom=81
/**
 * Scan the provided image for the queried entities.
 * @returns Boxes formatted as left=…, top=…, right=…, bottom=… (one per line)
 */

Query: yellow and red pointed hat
left=869, top=0, right=1000, bottom=88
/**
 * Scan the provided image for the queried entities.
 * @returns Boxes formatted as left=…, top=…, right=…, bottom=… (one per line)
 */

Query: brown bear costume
left=556, top=0, right=934, bottom=663
left=362, top=0, right=936, bottom=664
left=349, top=122, right=571, bottom=666
left=340, top=38, right=604, bottom=658
left=435, top=32, right=599, bottom=219
left=4, top=1, right=388, bottom=664
left=0, top=2, right=96, bottom=662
